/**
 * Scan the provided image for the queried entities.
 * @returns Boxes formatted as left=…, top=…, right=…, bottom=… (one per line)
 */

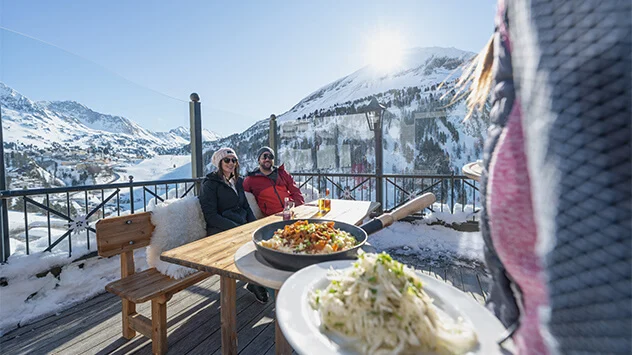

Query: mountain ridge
left=0, top=82, right=222, bottom=152
left=277, top=47, right=474, bottom=122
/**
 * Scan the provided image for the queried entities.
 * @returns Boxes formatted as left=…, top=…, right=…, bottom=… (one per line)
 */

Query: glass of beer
left=319, top=188, right=331, bottom=213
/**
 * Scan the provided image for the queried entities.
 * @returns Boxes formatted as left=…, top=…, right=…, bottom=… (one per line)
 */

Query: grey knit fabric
left=481, top=22, right=521, bottom=329
left=509, top=0, right=631, bottom=353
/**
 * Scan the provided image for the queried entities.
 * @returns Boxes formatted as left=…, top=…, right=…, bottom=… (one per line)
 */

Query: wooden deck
left=0, top=264, right=491, bottom=355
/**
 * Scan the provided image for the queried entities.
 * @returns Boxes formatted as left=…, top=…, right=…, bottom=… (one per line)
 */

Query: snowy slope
left=274, top=47, right=486, bottom=174
left=156, top=126, right=222, bottom=143
left=278, top=47, right=473, bottom=122
left=115, top=155, right=192, bottom=182
left=0, top=83, right=221, bottom=153
left=39, top=100, right=157, bottom=140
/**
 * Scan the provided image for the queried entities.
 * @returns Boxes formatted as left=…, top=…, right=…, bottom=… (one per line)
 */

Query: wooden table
left=161, top=199, right=377, bottom=355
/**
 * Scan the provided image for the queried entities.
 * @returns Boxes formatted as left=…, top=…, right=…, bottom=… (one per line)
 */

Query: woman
left=464, top=1, right=630, bottom=354
left=198, top=147, right=269, bottom=303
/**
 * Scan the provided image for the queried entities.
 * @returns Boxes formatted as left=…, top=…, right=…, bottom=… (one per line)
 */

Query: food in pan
left=258, top=220, right=358, bottom=254
left=310, top=252, right=478, bottom=355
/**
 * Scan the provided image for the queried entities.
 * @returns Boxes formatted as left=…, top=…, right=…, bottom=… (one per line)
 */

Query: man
left=243, top=146, right=305, bottom=216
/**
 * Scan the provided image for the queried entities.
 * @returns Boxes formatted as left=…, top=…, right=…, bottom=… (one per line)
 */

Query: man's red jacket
left=243, top=164, right=305, bottom=216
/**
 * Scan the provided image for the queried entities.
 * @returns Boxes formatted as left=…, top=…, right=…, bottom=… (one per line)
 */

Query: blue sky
left=0, top=1, right=496, bottom=136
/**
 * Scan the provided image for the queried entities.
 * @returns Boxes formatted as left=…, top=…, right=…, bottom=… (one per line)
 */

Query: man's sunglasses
left=222, top=157, right=238, bottom=164
left=261, top=153, right=275, bottom=160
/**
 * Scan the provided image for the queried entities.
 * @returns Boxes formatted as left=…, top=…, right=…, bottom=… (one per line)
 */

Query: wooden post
left=151, top=299, right=168, bottom=355
left=274, top=288, right=293, bottom=355
left=275, top=320, right=293, bottom=355
left=220, top=276, right=237, bottom=355
left=190, top=93, right=204, bottom=178
left=120, top=251, right=137, bottom=339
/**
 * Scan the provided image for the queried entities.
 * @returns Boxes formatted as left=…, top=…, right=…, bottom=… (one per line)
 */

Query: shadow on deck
left=0, top=264, right=491, bottom=355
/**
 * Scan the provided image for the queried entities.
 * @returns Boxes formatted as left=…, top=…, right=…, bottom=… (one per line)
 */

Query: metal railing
left=293, top=172, right=479, bottom=217
left=0, top=172, right=479, bottom=263
left=0, top=177, right=203, bottom=262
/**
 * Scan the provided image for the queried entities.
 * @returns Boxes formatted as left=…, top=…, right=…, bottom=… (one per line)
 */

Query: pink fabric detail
left=487, top=102, right=548, bottom=355
left=496, top=0, right=511, bottom=51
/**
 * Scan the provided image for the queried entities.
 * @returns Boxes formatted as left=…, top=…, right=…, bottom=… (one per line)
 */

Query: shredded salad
left=259, top=220, right=358, bottom=254
left=310, top=252, right=478, bottom=355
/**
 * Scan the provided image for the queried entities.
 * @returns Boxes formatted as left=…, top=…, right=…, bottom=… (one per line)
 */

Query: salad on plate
left=310, top=251, right=478, bottom=354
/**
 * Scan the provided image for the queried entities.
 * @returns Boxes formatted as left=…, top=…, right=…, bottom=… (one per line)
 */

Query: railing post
left=0, top=108, right=10, bottom=263
left=189, top=93, right=204, bottom=179
left=450, top=173, right=455, bottom=214
left=362, top=97, right=385, bottom=212
left=375, top=121, right=384, bottom=212
left=269, top=114, right=278, bottom=163
left=129, top=176, right=135, bottom=214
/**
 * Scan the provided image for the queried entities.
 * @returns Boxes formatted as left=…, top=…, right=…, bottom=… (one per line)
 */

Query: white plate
left=462, top=161, right=483, bottom=180
left=276, top=260, right=513, bottom=355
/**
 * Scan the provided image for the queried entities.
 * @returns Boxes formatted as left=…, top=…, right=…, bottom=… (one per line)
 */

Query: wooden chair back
left=96, top=212, right=155, bottom=257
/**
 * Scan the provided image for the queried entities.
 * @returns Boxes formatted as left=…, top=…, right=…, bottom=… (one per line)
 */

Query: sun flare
left=366, top=31, right=406, bottom=73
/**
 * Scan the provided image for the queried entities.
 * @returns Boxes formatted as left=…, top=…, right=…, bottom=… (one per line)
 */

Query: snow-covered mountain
left=0, top=83, right=221, bottom=153
left=278, top=47, right=473, bottom=122
left=1, top=82, right=222, bottom=188
left=39, top=100, right=158, bottom=139
left=157, top=126, right=222, bottom=145
left=203, top=46, right=488, bottom=175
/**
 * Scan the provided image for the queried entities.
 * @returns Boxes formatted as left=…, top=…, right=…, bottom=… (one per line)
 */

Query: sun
left=366, top=31, right=406, bottom=73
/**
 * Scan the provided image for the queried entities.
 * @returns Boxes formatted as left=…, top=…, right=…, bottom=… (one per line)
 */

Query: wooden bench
left=96, top=212, right=210, bottom=355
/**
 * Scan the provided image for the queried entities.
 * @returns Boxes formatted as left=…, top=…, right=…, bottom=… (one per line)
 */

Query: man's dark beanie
left=257, top=146, right=275, bottom=160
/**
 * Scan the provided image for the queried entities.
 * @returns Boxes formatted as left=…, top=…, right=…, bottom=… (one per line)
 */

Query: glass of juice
left=319, top=188, right=331, bottom=213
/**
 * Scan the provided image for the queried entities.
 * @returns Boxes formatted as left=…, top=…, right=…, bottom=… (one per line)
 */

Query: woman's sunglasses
left=261, top=153, right=275, bottom=160
left=222, top=157, right=238, bottom=164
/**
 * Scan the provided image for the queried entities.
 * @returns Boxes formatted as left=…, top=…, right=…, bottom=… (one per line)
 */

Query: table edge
left=160, top=254, right=252, bottom=283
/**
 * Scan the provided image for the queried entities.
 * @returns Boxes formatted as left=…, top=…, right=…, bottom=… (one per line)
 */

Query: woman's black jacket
left=198, top=171, right=256, bottom=235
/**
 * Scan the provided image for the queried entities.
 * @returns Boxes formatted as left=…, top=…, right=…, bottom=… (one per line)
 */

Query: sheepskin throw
left=146, top=196, right=207, bottom=279
left=245, top=191, right=264, bottom=219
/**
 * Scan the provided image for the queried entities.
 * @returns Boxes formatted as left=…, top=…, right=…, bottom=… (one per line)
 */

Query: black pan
left=252, top=193, right=436, bottom=271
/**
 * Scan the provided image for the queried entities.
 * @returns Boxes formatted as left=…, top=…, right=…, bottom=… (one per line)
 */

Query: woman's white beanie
left=211, top=147, right=238, bottom=168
